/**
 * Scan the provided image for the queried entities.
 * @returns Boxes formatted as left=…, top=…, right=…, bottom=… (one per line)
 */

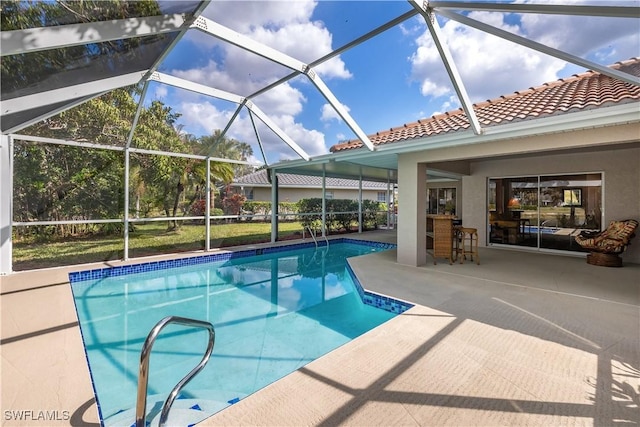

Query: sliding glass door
left=488, top=173, right=602, bottom=252
left=538, top=174, right=602, bottom=251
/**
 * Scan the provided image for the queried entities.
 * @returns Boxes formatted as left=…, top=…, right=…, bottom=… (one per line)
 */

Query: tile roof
left=330, top=57, right=640, bottom=153
left=232, top=169, right=389, bottom=189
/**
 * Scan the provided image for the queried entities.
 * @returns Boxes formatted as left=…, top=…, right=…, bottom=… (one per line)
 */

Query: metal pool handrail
left=305, top=225, right=318, bottom=248
left=305, top=226, right=329, bottom=248
left=136, top=316, right=216, bottom=427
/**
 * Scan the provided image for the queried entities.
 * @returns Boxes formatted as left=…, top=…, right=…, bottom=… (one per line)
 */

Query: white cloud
left=410, top=11, right=566, bottom=104
left=253, top=83, right=306, bottom=116
left=177, top=102, right=235, bottom=136
left=519, top=12, right=640, bottom=61
left=250, top=22, right=352, bottom=79
left=419, top=79, right=450, bottom=99
left=320, top=102, right=350, bottom=122
left=153, top=85, right=168, bottom=101
left=203, top=1, right=317, bottom=33
left=269, top=114, right=327, bottom=159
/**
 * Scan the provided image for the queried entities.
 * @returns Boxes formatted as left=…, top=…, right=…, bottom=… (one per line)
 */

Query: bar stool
left=452, top=225, right=463, bottom=263
left=457, top=227, right=479, bottom=265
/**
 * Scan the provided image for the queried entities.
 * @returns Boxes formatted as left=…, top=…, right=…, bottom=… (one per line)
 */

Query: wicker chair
left=575, top=219, right=639, bottom=267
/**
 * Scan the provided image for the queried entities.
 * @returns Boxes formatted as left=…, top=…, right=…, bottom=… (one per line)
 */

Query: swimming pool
left=69, top=239, right=412, bottom=427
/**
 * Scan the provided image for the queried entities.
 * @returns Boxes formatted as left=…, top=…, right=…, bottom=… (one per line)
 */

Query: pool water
left=70, top=241, right=407, bottom=426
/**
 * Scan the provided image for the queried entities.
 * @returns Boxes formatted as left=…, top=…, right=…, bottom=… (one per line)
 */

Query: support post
left=397, top=155, right=427, bottom=266
left=387, top=170, right=392, bottom=229
left=270, top=169, right=278, bottom=243
left=358, top=170, right=363, bottom=233
left=205, top=158, right=211, bottom=251
left=322, top=165, right=327, bottom=237
left=0, top=135, right=13, bottom=275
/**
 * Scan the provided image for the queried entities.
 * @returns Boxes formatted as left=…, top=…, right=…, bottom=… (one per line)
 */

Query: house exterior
left=228, top=169, right=393, bottom=203
left=273, top=58, right=640, bottom=265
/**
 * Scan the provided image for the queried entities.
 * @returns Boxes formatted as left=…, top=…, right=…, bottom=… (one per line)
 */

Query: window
left=377, top=191, right=386, bottom=202
left=427, top=188, right=456, bottom=215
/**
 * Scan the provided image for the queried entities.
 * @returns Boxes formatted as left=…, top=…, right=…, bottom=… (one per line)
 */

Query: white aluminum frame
left=0, top=14, right=187, bottom=56
left=410, top=0, right=483, bottom=135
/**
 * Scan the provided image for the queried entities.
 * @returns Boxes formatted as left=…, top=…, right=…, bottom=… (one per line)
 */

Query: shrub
left=296, top=198, right=323, bottom=230
left=296, top=198, right=384, bottom=232
left=222, top=193, right=246, bottom=215
left=190, top=199, right=206, bottom=216
left=242, top=201, right=299, bottom=221
left=362, top=200, right=384, bottom=230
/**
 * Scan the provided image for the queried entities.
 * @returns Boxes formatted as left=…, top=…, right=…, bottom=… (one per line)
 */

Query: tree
left=131, top=100, right=190, bottom=229
left=196, top=130, right=254, bottom=181
left=14, top=89, right=135, bottom=237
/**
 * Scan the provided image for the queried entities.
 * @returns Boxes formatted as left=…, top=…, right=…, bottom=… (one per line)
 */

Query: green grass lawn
left=12, top=221, right=305, bottom=271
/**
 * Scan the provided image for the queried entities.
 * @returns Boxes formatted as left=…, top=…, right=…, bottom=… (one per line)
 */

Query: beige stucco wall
left=463, top=145, right=640, bottom=263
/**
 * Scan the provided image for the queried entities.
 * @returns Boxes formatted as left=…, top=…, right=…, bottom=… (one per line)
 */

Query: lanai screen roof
left=2, top=1, right=639, bottom=182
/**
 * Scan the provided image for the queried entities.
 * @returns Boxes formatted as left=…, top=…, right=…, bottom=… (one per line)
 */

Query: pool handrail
left=136, top=315, right=216, bottom=427
left=305, top=225, right=318, bottom=248
left=304, top=225, right=329, bottom=248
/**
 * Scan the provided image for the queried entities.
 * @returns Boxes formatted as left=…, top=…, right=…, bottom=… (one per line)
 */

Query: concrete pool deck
left=2, top=230, right=639, bottom=426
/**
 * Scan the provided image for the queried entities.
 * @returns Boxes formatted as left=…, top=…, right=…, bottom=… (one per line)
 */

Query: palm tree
left=198, top=130, right=254, bottom=179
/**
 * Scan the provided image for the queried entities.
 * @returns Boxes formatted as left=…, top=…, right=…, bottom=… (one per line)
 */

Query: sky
left=150, top=0, right=640, bottom=165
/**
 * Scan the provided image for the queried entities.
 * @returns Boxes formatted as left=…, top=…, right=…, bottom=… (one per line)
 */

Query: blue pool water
left=69, top=239, right=411, bottom=426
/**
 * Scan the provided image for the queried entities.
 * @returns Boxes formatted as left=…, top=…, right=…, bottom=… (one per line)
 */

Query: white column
left=321, top=166, right=326, bottom=237
left=270, top=169, right=278, bottom=242
left=205, top=159, right=211, bottom=251
left=358, top=170, right=363, bottom=233
left=0, top=135, right=13, bottom=275
left=387, top=171, right=392, bottom=229
left=397, top=155, right=427, bottom=266
left=123, top=148, right=130, bottom=260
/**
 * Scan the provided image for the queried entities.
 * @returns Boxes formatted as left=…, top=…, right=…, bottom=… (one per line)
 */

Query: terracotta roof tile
left=330, top=57, right=640, bottom=153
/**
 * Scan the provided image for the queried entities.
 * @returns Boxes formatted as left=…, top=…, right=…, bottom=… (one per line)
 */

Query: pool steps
left=104, top=390, right=248, bottom=427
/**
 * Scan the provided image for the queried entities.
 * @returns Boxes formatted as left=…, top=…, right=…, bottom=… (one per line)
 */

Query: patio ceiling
left=1, top=1, right=639, bottom=183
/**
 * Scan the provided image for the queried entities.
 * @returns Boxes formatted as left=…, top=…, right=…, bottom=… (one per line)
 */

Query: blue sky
left=150, top=1, right=639, bottom=165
